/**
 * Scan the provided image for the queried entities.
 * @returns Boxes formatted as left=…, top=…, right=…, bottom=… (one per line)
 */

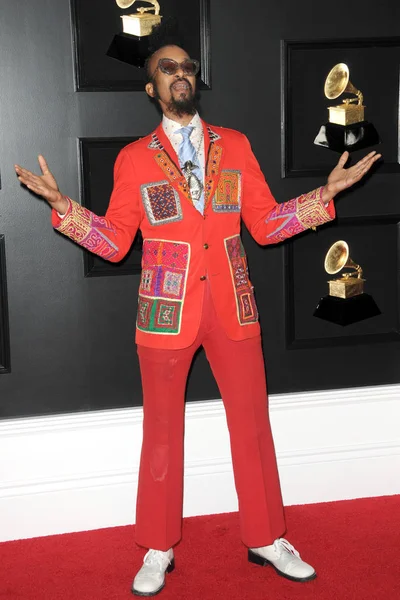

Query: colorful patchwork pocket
left=141, top=181, right=183, bottom=226
left=212, top=170, right=241, bottom=213
left=225, top=235, right=258, bottom=325
left=137, top=239, right=190, bottom=335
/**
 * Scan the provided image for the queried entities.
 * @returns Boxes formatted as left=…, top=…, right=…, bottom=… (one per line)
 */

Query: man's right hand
left=15, top=155, right=69, bottom=215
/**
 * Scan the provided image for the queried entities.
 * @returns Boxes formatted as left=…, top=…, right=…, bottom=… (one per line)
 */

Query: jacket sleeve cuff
left=296, top=186, right=335, bottom=229
left=51, top=197, right=72, bottom=228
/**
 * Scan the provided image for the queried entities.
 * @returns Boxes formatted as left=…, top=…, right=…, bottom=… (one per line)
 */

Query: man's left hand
left=321, top=150, right=381, bottom=204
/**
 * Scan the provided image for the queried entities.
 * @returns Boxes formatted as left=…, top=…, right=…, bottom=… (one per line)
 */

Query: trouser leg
left=203, top=307, right=286, bottom=547
left=135, top=343, right=196, bottom=551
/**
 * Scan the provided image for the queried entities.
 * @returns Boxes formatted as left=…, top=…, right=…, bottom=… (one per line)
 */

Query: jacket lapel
left=149, top=123, right=193, bottom=205
left=154, top=123, right=179, bottom=166
left=202, top=121, right=223, bottom=212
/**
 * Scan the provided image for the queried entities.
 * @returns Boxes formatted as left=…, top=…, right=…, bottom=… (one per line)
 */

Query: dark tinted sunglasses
left=152, top=58, right=200, bottom=79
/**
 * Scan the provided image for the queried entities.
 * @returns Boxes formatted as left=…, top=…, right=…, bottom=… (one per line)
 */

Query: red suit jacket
left=52, top=120, right=335, bottom=349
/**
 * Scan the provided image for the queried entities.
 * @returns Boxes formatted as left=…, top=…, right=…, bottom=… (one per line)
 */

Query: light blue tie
left=176, top=126, right=204, bottom=214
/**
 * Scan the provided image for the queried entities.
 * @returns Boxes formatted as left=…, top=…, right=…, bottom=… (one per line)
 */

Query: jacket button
left=204, top=243, right=209, bottom=249
left=200, top=275, right=207, bottom=281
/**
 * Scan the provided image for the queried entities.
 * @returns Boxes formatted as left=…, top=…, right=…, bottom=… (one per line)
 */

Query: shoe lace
left=143, top=549, right=169, bottom=568
left=273, top=538, right=301, bottom=559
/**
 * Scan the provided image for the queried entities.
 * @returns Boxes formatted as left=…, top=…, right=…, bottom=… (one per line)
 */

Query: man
left=15, top=42, right=380, bottom=597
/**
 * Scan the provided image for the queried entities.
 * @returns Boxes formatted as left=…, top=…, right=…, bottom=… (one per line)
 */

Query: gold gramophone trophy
left=313, top=240, right=380, bottom=326
left=107, top=0, right=162, bottom=68
left=325, top=240, right=365, bottom=298
left=314, top=63, right=380, bottom=153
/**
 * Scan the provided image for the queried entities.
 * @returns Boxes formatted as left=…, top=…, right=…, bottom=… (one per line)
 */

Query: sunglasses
left=151, top=57, right=200, bottom=79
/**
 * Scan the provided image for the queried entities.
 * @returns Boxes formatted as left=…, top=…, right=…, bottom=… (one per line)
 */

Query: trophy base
left=328, top=277, right=365, bottom=299
left=121, top=14, right=161, bottom=38
left=313, top=293, right=381, bottom=326
left=314, top=121, right=381, bottom=153
left=107, top=33, right=150, bottom=68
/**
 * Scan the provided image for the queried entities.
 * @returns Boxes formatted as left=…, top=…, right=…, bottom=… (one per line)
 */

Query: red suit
left=52, top=120, right=335, bottom=550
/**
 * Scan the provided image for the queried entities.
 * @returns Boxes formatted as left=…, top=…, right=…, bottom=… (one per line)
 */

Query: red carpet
left=1, top=495, right=400, bottom=599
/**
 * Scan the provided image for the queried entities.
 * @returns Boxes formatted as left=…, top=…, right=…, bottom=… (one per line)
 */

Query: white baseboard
left=1, top=384, right=400, bottom=542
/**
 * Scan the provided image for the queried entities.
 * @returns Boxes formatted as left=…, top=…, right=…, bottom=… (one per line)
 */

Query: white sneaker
left=132, top=549, right=175, bottom=596
left=248, top=538, right=316, bottom=582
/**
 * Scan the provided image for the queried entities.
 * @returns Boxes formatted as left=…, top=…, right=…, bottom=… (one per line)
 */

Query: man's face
left=145, top=45, right=197, bottom=118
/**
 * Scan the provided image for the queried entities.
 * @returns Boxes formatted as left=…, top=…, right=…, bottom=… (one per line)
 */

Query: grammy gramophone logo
left=313, top=240, right=380, bottom=326
left=314, top=63, right=380, bottom=153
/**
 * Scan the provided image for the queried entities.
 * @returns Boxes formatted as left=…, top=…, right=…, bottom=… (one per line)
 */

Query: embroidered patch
left=225, top=235, right=258, bottom=326
left=140, top=269, right=154, bottom=293
left=154, top=152, right=180, bottom=182
left=141, top=181, right=183, bottom=226
left=296, top=187, right=330, bottom=229
left=207, top=145, right=223, bottom=178
left=163, top=271, right=184, bottom=296
left=212, top=170, right=241, bottom=213
left=204, top=145, right=223, bottom=210
left=56, top=199, right=118, bottom=259
left=238, top=291, right=258, bottom=322
left=148, top=133, right=163, bottom=150
left=155, top=300, right=181, bottom=331
left=207, top=126, right=221, bottom=142
left=137, top=239, right=190, bottom=335
left=137, top=296, right=154, bottom=330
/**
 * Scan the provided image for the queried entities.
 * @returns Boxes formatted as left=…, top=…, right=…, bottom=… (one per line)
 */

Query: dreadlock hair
left=144, top=17, right=187, bottom=81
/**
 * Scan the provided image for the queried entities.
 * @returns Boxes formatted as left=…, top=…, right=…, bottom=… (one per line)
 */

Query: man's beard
left=154, top=78, right=197, bottom=117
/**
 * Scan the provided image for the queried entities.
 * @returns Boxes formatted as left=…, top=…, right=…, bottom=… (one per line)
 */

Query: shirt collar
left=162, top=112, right=202, bottom=137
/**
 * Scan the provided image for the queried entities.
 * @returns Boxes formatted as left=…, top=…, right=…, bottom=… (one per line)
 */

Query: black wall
left=1, top=0, right=400, bottom=418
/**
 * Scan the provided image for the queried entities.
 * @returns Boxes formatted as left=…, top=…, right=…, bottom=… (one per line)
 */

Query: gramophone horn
left=116, top=0, right=136, bottom=8
left=324, top=63, right=362, bottom=104
left=324, top=240, right=361, bottom=276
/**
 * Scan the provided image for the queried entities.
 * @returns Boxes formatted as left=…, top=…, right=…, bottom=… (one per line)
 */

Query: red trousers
left=135, top=282, right=286, bottom=551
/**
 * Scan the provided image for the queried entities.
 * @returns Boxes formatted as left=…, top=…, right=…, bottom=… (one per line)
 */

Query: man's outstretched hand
left=15, top=155, right=69, bottom=215
left=322, top=150, right=382, bottom=204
